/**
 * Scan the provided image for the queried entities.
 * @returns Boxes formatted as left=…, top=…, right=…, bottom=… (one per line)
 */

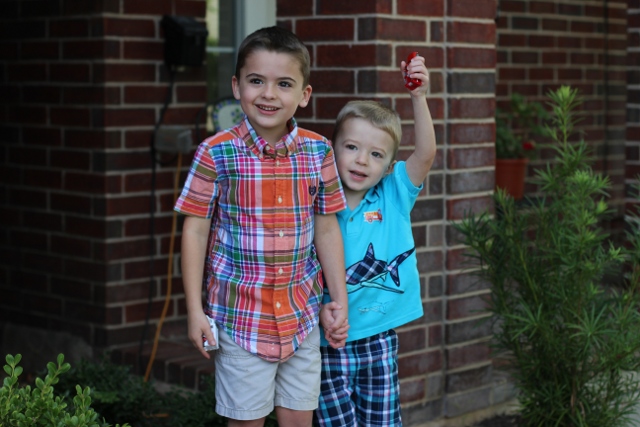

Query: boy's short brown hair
left=235, top=26, right=311, bottom=87
left=333, top=100, right=402, bottom=161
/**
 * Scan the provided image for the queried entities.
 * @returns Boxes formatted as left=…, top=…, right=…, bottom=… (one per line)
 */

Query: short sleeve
left=385, top=161, right=422, bottom=213
left=174, top=142, right=219, bottom=218
left=314, top=146, right=346, bottom=215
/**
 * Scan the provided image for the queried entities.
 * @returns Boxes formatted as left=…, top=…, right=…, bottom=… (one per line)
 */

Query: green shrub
left=55, top=355, right=164, bottom=426
left=454, top=86, right=640, bottom=426
left=55, top=354, right=279, bottom=427
left=1, top=353, right=129, bottom=427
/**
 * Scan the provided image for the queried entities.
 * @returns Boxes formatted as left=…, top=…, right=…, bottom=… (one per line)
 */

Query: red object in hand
left=404, top=52, right=422, bottom=90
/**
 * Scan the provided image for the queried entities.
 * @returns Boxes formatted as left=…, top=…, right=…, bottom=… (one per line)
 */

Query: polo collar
left=243, top=116, right=299, bottom=159
left=363, top=182, right=382, bottom=204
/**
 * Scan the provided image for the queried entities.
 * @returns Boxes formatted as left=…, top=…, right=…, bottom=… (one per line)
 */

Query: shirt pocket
left=295, top=174, right=320, bottom=223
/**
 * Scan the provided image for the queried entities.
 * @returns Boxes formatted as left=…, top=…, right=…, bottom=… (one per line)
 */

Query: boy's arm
left=401, top=54, right=437, bottom=187
left=314, top=213, right=349, bottom=334
left=181, top=215, right=215, bottom=359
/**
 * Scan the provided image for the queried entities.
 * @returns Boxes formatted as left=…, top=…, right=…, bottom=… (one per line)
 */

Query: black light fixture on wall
left=161, top=15, right=208, bottom=68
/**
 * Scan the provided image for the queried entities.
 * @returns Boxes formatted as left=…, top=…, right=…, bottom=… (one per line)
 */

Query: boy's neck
left=248, top=119, right=290, bottom=147
left=344, top=189, right=366, bottom=210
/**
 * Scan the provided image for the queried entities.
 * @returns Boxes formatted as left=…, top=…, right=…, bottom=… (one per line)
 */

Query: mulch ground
left=473, top=414, right=522, bottom=427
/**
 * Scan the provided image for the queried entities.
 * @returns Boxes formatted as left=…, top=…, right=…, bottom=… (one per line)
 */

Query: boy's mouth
left=350, top=170, right=367, bottom=178
left=257, top=105, right=278, bottom=112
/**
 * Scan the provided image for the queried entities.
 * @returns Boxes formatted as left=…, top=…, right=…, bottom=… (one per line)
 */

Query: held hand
left=188, top=311, right=213, bottom=359
left=320, top=301, right=350, bottom=348
left=319, top=302, right=339, bottom=330
left=401, top=53, right=430, bottom=96
left=328, top=306, right=348, bottom=340
left=325, top=317, right=349, bottom=349
left=324, top=326, right=349, bottom=349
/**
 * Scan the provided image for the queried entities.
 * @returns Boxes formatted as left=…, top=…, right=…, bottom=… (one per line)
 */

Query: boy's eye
left=278, top=81, right=292, bottom=88
left=345, top=144, right=357, bottom=151
left=249, top=78, right=263, bottom=85
left=372, top=152, right=383, bottom=158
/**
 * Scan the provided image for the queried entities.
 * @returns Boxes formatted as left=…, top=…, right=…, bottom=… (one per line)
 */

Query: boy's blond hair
left=333, top=100, right=402, bottom=161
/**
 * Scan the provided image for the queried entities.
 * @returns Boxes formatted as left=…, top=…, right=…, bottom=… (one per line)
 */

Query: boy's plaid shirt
left=175, top=117, right=346, bottom=362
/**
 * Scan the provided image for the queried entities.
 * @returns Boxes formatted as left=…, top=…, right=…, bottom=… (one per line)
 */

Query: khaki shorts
left=213, top=326, right=321, bottom=421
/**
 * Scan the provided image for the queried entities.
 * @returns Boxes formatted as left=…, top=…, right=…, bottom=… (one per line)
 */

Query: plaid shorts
left=314, top=330, right=401, bottom=427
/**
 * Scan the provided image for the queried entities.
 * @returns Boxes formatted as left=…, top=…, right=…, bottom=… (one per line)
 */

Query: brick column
left=0, top=0, right=208, bottom=350
left=277, top=0, right=502, bottom=423
left=627, top=0, right=640, bottom=211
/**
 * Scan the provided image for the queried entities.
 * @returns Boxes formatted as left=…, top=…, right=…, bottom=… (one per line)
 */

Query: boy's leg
left=214, top=329, right=279, bottom=422
left=227, top=419, right=266, bottom=427
left=353, top=330, right=401, bottom=426
left=274, top=326, right=322, bottom=427
left=316, top=331, right=401, bottom=427
left=275, top=407, right=313, bottom=427
left=315, top=343, right=356, bottom=427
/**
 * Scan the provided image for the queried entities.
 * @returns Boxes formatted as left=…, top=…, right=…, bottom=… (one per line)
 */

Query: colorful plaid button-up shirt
left=175, top=117, right=346, bottom=362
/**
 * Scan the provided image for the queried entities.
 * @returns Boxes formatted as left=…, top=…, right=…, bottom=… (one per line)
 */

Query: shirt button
left=349, top=217, right=354, bottom=222
left=278, top=267, right=283, bottom=274
left=279, top=230, right=284, bottom=238
left=278, top=196, right=283, bottom=203
left=276, top=160, right=280, bottom=166
left=276, top=302, right=281, bottom=309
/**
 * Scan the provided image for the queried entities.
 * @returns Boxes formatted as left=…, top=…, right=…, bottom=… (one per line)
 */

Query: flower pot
left=495, top=158, right=529, bottom=200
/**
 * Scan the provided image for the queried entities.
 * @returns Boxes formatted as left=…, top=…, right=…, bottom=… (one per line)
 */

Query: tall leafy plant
left=455, top=86, right=640, bottom=426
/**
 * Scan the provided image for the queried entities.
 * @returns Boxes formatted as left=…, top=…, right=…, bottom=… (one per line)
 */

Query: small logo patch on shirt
left=363, top=209, right=383, bottom=223
left=309, top=185, right=317, bottom=196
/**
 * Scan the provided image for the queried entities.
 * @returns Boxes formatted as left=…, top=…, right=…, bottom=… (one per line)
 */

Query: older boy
left=175, top=26, right=348, bottom=427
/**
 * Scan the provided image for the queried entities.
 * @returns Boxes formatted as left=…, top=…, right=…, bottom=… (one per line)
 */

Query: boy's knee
left=275, top=406, right=313, bottom=427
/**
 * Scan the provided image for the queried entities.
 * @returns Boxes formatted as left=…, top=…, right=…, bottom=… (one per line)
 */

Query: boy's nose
left=262, top=84, right=276, bottom=99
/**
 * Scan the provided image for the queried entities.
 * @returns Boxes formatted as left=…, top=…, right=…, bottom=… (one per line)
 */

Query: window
left=205, top=0, right=276, bottom=103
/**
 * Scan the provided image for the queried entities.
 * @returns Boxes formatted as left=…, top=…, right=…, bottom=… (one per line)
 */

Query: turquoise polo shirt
left=323, top=161, right=424, bottom=344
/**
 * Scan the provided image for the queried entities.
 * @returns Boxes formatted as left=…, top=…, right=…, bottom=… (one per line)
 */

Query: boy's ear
left=385, top=160, right=397, bottom=175
left=232, top=76, right=240, bottom=100
left=298, top=84, right=312, bottom=108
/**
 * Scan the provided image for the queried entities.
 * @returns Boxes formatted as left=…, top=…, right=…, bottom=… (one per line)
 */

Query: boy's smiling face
left=232, top=50, right=312, bottom=145
left=334, top=117, right=396, bottom=206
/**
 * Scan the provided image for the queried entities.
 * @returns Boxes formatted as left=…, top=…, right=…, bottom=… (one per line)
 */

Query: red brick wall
left=278, top=0, right=502, bottom=422
left=4, top=0, right=633, bottom=424
left=0, top=0, right=506, bottom=423
left=627, top=0, right=640, bottom=212
left=0, top=0, right=208, bottom=348
left=496, top=0, right=630, bottom=233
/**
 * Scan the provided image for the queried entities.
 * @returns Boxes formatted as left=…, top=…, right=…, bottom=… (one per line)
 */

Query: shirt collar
left=242, top=116, right=299, bottom=159
left=363, top=183, right=381, bottom=203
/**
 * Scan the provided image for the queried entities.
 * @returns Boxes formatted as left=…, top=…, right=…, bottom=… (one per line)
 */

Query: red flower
left=522, top=141, right=536, bottom=151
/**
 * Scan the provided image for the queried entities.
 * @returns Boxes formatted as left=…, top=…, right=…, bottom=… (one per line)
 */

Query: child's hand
left=188, top=311, right=214, bottom=359
left=401, top=53, right=430, bottom=96
left=320, top=301, right=350, bottom=349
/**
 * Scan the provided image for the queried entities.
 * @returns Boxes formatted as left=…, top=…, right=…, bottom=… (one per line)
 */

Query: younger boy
left=316, top=54, right=436, bottom=426
left=175, top=26, right=349, bottom=427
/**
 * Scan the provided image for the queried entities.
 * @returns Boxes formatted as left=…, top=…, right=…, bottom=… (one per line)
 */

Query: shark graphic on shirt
left=345, top=243, right=415, bottom=294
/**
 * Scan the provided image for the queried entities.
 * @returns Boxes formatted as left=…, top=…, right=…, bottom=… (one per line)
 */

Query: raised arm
left=401, top=54, right=437, bottom=187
